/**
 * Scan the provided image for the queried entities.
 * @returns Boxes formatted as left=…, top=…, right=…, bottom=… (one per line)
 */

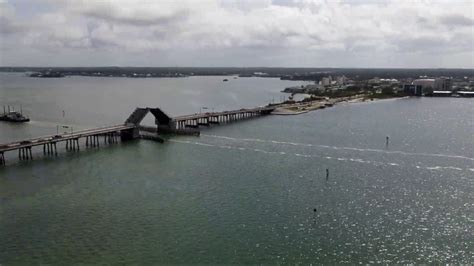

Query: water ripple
left=201, top=134, right=474, bottom=161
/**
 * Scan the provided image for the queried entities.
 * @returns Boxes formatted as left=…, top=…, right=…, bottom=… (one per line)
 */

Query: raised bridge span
left=0, top=106, right=276, bottom=166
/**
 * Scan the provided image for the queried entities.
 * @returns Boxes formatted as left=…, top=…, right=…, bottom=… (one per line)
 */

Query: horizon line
left=1, top=66, right=473, bottom=70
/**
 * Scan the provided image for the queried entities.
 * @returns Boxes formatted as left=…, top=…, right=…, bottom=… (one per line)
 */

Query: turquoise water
left=0, top=74, right=473, bottom=263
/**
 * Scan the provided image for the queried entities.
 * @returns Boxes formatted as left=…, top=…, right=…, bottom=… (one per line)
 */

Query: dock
left=0, top=105, right=276, bottom=166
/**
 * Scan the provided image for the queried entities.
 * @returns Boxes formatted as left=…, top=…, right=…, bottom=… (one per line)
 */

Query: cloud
left=0, top=16, right=24, bottom=34
left=67, top=0, right=191, bottom=26
left=0, top=0, right=473, bottom=67
left=0, top=2, right=25, bottom=34
left=439, top=14, right=474, bottom=27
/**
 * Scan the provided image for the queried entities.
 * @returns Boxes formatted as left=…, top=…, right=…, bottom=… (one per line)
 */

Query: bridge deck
left=0, top=124, right=135, bottom=152
left=173, top=106, right=275, bottom=121
left=0, top=105, right=276, bottom=165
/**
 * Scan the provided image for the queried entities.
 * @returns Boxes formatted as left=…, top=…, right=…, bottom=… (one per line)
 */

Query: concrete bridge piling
left=43, top=142, right=57, bottom=156
left=18, top=147, right=33, bottom=161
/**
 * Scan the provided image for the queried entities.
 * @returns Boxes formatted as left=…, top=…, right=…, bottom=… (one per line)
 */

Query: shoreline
left=271, top=94, right=407, bottom=115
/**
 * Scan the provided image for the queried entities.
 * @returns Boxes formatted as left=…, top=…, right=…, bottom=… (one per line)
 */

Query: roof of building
left=413, top=79, right=435, bottom=82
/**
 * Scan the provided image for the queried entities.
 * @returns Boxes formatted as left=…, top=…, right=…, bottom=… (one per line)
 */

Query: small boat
left=223, top=79, right=228, bottom=82
left=0, top=111, right=30, bottom=122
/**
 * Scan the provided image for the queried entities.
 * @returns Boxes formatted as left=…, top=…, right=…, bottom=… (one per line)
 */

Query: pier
left=0, top=105, right=275, bottom=166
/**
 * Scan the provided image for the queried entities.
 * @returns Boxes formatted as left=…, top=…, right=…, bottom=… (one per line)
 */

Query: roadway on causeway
left=0, top=124, right=134, bottom=152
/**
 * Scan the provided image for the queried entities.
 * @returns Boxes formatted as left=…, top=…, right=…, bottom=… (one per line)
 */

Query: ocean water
left=0, top=73, right=472, bottom=263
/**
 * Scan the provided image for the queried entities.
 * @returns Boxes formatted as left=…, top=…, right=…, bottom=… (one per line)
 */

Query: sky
left=0, top=0, right=473, bottom=68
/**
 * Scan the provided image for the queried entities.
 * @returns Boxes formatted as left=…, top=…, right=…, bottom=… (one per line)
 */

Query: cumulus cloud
left=65, top=0, right=191, bottom=26
left=0, top=0, right=473, bottom=67
left=439, top=14, right=474, bottom=27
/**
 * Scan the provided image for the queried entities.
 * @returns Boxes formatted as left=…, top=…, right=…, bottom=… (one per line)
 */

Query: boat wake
left=169, top=139, right=473, bottom=173
left=201, top=134, right=474, bottom=162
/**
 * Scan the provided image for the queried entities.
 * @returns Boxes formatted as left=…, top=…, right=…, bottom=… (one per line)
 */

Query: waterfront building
left=411, top=77, right=452, bottom=92
left=403, top=84, right=424, bottom=96
left=458, top=91, right=474, bottom=97
left=412, top=78, right=435, bottom=89
left=434, top=77, right=452, bottom=90
left=432, top=91, right=453, bottom=97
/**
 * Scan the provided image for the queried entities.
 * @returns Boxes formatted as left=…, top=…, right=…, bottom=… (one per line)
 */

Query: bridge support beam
left=43, top=143, right=55, bottom=155
left=106, top=133, right=118, bottom=144
left=18, top=147, right=32, bottom=161
left=66, top=139, right=80, bottom=151
left=198, top=118, right=209, bottom=126
left=50, top=142, right=57, bottom=155
left=209, top=116, right=219, bottom=124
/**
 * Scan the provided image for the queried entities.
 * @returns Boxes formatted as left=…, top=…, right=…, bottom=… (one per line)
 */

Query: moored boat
left=0, top=111, right=30, bottom=122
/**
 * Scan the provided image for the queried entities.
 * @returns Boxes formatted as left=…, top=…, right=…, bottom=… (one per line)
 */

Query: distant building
left=253, top=72, right=269, bottom=77
left=458, top=91, right=474, bottom=97
left=412, top=78, right=435, bottom=89
left=368, top=77, right=381, bottom=84
left=321, top=77, right=331, bottom=86
left=305, top=84, right=323, bottom=93
left=432, top=91, right=453, bottom=97
left=336, top=75, right=347, bottom=85
left=380, top=78, right=399, bottom=84
left=434, top=77, right=452, bottom=90
left=403, top=84, right=423, bottom=96
left=411, top=77, right=452, bottom=92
